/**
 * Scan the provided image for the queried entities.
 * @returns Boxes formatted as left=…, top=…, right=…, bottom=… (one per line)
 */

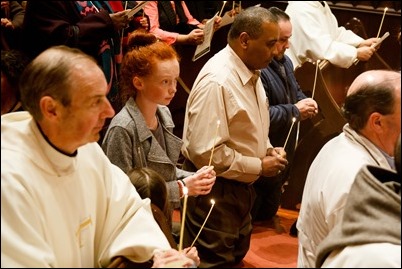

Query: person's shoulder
left=194, top=53, right=232, bottom=84
left=283, top=55, right=295, bottom=69
left=109, top=105, right=136, bottom=129
left=157, top=105, right=175, bottom=126
left=322, top=243, right=401, bottom=268
left=260, top=65, right=271, bottom=75
left=157, top=105, right=171, bottom=115
left=285, top=1, right=318, bottom=15
left=260, top=63, right=276, bottom=84
left=82, top=141, right=108, bottom=155
left=1, top=112, right=32, bottom=147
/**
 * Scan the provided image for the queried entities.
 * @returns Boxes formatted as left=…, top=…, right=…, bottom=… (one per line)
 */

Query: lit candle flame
left=218, top=1, right=227, bottom=17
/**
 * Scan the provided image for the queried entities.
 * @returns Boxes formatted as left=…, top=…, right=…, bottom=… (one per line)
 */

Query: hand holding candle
left=190, top=199, right=215, bottom=248
left=355, top=7, right=388, bottom=65
left=178, top=187, right=188, bottom=252
left=283, top=117, right=296, bottom=150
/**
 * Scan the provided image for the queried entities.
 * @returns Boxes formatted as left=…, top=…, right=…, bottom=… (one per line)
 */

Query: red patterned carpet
left=241, top=208, right=298, bottom=268
left=173, top=208, right=299, bottom=268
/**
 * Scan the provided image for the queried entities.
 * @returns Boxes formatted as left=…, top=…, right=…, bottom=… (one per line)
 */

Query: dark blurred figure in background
left=1, top=1, right=24, bottom=50
left=121, top=1, right=150, bottom=55
left=185, top=1, right=222, bottom=24
left=1, top=49, right=29, bottom=115
left=21, top=1, right=147, bottom=116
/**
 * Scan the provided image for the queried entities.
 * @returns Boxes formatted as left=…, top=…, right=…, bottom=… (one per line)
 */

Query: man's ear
left=368, top=112, right=383, bottom=132
left=239, top=32, right=249, bottom=48
left=40, top=96, right=59, bottom=120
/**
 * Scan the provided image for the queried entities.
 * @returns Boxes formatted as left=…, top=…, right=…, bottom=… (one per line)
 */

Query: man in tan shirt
left=181, top=6, right=288, bottom=268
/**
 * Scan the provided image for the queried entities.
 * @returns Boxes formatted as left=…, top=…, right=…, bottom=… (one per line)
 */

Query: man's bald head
left=343, top=70, right=401, bottom=131
left=347, top=70, right=401, bottom=96
left=342, top=70, right=400, bottom=156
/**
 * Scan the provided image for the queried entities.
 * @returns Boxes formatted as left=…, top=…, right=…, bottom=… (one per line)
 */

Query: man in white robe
left=296, top=70, right=401, bottom=267
left=1, top=45, right=194, bottom=268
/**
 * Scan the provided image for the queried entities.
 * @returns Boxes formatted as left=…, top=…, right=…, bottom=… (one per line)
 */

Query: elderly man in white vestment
left=0, top=45, right=194, bottom=268
left=296, top=70, right=401, bottom=268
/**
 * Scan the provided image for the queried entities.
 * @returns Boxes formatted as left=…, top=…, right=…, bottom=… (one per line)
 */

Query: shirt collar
left=226, top=45, right=261, bottom=87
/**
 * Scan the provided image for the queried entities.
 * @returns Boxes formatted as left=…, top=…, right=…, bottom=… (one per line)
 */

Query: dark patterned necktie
left=278, top=63, right=286, bottom=79
left=278, top=63, right=291, bottom=103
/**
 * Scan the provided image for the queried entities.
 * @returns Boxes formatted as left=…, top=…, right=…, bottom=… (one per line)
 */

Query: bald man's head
left=343, top=70, right=401, bottom=131
left=347, top=70, right=401, bottom=96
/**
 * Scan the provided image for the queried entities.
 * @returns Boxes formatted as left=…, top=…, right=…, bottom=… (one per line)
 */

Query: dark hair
left=127, top=167, right=172, bottom=224
left=1, top=50, right=29, bottom=100
left=342, top=74, right=398, bottom=130
left=228, top=6, right=277, bottom=41
left=19, top=45, right=96, bottom=121
left=119, top=30, right=180, bottom=104
left=268, top=6, right=290, bottom=21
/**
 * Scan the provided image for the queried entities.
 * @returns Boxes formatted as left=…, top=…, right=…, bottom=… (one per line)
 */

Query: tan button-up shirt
left=182, top=45, right=272, bottom=183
